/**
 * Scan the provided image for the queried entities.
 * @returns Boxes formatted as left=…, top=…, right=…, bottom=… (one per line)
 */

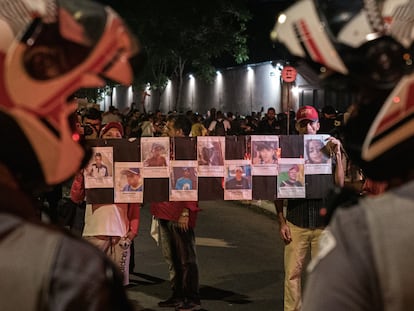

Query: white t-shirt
left=83, top=203, right=129, bottom=237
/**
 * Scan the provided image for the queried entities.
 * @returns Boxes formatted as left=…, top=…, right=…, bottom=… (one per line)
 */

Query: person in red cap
left=295, top=105, right=320, bottom=134
left=274, top=105, right=344, bottom=311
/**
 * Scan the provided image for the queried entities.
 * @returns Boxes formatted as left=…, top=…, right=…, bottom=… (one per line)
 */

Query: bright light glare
left=247, top=65, right=254, bottom=83
left=72, top=133, right=80, bottom=142
left=278, top=14, right=287, bottom=24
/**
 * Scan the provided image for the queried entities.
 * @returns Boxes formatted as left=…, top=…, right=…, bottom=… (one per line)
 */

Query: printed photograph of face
left=173, top=167, right=197, bottom=190
left=225, top=166, right=251, bottom=190
left=86, top=151, right=112, bottom=178
left=198, top=141, right=224, bottom=166
left=120, top=168, right=143, bottom=192
left=252, top=142, right=278, bottom=164
left=280, top=164, right=303, bottom=187
left=305, top=139, right=329, bottom=164
left=144, top=142, right=168, bottom=167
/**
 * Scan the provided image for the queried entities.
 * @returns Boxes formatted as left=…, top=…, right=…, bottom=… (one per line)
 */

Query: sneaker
left=175, top=301, right=201, bottom=311
left=158, top=297, right=182, bottom=308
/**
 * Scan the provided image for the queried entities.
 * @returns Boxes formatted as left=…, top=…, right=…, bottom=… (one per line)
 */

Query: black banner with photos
left=84, top=135, right=336, bottom=203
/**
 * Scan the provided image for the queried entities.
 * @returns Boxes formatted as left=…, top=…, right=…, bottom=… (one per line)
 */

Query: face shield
left=0, top=0, right=143, bottom=188
left=4, top=0, right=141, bottom=115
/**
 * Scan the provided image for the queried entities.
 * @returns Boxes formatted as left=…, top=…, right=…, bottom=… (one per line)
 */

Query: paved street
left=126, top=201, right=286, bottom=311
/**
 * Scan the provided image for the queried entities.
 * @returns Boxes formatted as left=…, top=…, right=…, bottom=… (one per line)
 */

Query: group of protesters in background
left=75, top=103, right=346, bottom=139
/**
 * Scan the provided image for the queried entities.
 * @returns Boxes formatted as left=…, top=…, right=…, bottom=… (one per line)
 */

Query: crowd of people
left=74, top=104, right=345, bottom=140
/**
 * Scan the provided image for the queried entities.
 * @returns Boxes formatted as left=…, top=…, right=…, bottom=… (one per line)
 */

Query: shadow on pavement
left=200, top=285, right=252, bottom=305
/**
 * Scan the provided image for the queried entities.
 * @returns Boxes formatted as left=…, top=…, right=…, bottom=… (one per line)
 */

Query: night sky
left=98, top=0, right=294, bottom=68
left=212, top=0, right=293, bottom=68
left=247, top=0, right=292, bottom=61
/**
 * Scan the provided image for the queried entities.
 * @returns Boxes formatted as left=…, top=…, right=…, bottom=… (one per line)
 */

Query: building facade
left=95, top=61, right=353, bottom=116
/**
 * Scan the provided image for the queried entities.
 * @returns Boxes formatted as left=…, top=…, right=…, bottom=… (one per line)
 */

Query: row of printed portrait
left=84, top=135, right=335, bottom=203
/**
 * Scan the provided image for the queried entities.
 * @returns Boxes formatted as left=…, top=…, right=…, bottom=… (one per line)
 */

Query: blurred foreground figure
left=0, top=0, right=141, bottom=309
left=272, top=1, right=414, bottom=310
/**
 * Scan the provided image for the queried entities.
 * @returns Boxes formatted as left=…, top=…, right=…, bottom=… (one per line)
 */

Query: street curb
left=237, top=200, right=277, bottom=219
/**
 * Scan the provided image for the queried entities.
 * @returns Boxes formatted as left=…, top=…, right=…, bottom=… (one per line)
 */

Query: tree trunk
left=173, top=57, right=186, bottom=112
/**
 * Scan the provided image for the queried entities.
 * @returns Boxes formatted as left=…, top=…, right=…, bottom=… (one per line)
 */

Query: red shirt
left=150, top=201, right=200, bottom=228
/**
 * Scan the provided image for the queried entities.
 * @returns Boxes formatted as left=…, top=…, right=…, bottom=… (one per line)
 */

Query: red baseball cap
left=296, top=106, right=319, bottom=123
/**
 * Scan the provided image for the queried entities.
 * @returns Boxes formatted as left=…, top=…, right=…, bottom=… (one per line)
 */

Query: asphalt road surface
left=127, top=200, right=286, bottom=311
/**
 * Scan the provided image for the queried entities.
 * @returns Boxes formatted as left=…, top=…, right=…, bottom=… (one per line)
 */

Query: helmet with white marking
left=272, top=0, right=414, bottom=180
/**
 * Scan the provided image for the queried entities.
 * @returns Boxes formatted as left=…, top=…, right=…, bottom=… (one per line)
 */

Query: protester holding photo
left=71, top=122, right=140, bottom=286
left=151, top=115, right=202, bottom=311
left=274, top=106, right=344, bottom=311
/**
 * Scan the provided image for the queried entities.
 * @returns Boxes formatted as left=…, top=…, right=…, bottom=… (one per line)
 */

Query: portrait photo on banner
left=114, top=162, right=143, bottom=203
left=251, top=135, right=280, bottom=176
left=224, top=160, right=252, bottom=201
left=197, top=136, right=225, bottom=177
left=141, top=137, right=170, bottom=178
left=304, top=134, right=332, bottom=175
left=82, top=137, right=337, bottom=201
left=84, top=146, right=114, bottom=189
left=277, top=158, right=305, bottom=198
left=169, top=160, right=198, bottom=201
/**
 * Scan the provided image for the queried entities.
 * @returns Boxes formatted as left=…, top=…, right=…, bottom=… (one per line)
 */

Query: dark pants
left=159, top=219, right=200, bottom=302
left=70, top=201, right=86, bottom=237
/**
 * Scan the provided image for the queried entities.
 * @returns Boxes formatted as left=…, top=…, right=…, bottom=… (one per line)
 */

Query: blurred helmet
left=271, top=0, right=414, bottom=180
left=0, top=0, right=142, bottom=190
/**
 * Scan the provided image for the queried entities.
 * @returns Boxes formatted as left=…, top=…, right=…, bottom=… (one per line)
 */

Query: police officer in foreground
left=272, top=0, right=414, bottom=310
left=0, top=0, right=142, bottom=309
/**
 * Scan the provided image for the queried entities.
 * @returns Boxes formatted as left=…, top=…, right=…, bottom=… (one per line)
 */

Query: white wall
left=111, top=61, right=320, bottom=116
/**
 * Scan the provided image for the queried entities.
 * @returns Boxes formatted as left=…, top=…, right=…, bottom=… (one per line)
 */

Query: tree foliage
left=100, top=0, right=251, bottom=110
